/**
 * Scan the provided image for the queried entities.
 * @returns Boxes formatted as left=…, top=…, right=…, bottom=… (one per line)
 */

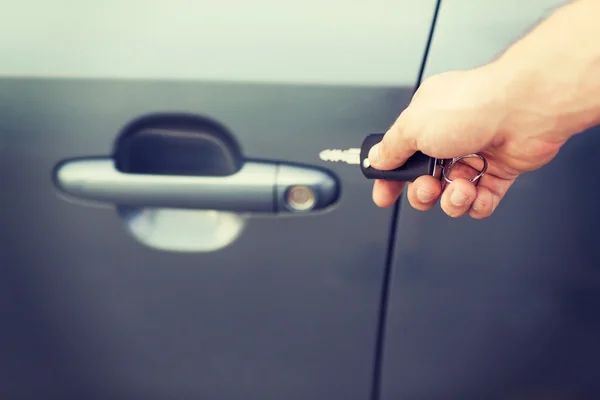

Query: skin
left=368, top=0, right=600, bottom=219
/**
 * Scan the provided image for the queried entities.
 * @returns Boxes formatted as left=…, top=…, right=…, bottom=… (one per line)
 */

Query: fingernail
left=472, top=197, right=485, bottom=211
left=416, top=187, right=435, bottom=202
left=368, top=144, right=380, bottom=165
left=450, top=190, right=468, bottom=206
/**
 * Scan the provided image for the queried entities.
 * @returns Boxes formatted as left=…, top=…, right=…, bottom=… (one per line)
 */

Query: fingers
left=468, top=175, right=515, bottom=219
left=439, top=175, right=513, bottom=219
left=468, top=186, right=496, bottom=219
left=372, top=179, right=405, bottom=208
left=406, top=175, right=443, bottom=211
left=373, top=174, right=515, bottom=219
left=435, top=157, right=507, bottom=219
left=440, top=178, right=478, bottom=218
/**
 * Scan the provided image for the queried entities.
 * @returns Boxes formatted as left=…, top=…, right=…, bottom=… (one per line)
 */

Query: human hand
left=368, top=63, right=568, bottom=219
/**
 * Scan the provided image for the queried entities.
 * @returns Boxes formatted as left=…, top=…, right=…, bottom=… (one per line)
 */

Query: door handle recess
left=54, top=158, right=339, bottom=213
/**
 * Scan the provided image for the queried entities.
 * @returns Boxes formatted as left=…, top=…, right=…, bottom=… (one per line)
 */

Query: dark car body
left=3, top=0, right=599, bottom=398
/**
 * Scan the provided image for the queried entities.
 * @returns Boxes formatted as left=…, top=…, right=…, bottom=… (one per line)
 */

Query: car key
left=319, top=133, right=488, bottom=184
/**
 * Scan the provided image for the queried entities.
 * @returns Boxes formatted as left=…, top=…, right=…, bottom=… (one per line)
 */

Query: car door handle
left=54, top=158, right=339, bottom=213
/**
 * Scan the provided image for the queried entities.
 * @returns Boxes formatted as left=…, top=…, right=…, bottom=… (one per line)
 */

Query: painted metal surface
left=381, top=1, right=600, bottom=398
left=0, top=1, right=437, bottom=398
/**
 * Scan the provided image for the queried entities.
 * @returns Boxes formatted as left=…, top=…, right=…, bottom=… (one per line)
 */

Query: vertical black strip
left=369, top=1, right=443, bottom=399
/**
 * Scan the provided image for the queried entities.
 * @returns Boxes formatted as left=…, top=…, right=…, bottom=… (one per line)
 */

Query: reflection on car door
left=0, top=1, right=437, bottom=398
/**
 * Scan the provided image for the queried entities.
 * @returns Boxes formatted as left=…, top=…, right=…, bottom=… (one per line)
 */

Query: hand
left=368, top=63, right=568, bottom=219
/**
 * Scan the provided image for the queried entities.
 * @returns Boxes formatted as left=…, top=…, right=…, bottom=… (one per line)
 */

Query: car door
left=0, top=1, right=438, bottom=398
left=380, top=0, right=600, bottom=399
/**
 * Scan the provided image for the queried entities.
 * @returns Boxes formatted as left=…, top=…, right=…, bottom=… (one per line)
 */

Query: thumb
left=368, top=121, right=417, bottom=171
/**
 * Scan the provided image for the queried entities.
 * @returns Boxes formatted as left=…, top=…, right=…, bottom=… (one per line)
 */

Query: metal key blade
left=319, top=137, right=436, bottom=182
left=319, top=134, right=488, bottom=184
left=318, top=148, right=362, bottom=165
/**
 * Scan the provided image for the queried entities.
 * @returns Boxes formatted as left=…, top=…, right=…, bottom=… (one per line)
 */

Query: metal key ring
left=442, top=153, right=488, bottom=185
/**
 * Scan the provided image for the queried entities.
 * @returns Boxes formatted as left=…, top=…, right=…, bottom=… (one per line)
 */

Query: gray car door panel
left=381, top=1, right=600, bottom=399
left=0, top=1, right=438, bottom=398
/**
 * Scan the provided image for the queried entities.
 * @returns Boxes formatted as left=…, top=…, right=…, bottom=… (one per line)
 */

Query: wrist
left=485, top=54, right=578, bottom=144
left=489, top=0, right=600, bottom=143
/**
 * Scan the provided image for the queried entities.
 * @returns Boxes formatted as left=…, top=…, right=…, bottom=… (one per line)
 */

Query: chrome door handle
left=54, top=158, right=339, bottom=213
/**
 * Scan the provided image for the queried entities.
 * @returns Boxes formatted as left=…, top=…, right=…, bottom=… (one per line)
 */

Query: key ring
left=441, top=154, right=488, bottom=185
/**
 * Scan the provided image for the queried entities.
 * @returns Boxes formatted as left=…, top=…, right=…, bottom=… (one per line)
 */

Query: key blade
left=319, top=148, right=361, bottom=165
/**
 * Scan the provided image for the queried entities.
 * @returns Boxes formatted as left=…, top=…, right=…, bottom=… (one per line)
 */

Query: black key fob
left=359, top=134, right=438, bottom=182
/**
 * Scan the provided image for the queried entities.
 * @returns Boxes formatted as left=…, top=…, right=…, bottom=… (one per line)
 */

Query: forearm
left=493, top=0, right=600, bottom=140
